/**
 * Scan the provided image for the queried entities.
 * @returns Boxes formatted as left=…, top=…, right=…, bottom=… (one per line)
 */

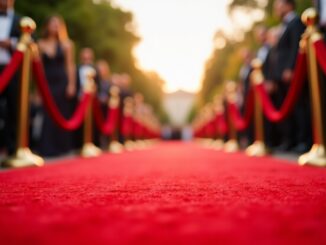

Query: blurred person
left=263, top=26, right=282, bottom=95
left=255, top=25, right=270, bottom=68
left=76, top=47, right=99, bottom=96
left=96, top=59, right=111, bottom=105
left=238, top=48, right=254, bottom=147
left=37, top=15, right=76, bottom=156
left=29, top=91, right=43, bottom=151
left=96, top=59, right=112, bottom=148
left=255, top=25, right=280, bottom=148
left=238, top=48, right=253, bottom=103
left=0, top=0, right=21, bottom=155
left=116, top=73, right=133, bottom=144
left=118, top=73, right=133, bottom=99
left=274, top=0, right=311, bottom=153
left=75, top=47, right=100, bottom=148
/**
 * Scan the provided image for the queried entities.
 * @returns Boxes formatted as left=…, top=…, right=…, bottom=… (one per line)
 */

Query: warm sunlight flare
left=113, top=0, right=232, bottom=93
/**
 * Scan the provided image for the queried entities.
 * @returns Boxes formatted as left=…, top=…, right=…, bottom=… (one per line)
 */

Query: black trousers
left=0, top=64, right=19, bottom=154
left=275, top=81, right=312, bottom=148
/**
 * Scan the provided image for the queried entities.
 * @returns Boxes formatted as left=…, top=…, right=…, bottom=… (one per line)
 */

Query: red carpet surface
left=0, top=142, right=326, bottom=245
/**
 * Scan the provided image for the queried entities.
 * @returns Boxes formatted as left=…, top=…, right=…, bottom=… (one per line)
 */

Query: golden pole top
left=213, top=95, right=224, bottom=114
left=224, top=80, right=238, bottom=103
left=20, top=17, right=36, bottom=35
left=301, top=8, right=318, bottom=28
left=109, top=85, right=120, bottom=97
left=17, top=17, right=36, bottom=52
left=109, top=85, right=120, bottom=108
left=251, top=58, right=262, bottom=70
left=123, top=97, right=134, bottom=115
left=301, top=8, right=323, bottom=42
left=250, top=58, right=264, bottom=86
left=83, top=67, right=96, bottom=94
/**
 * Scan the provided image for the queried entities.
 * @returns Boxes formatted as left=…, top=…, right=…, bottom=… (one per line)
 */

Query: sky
left=113, top=0, right=232, bottom=93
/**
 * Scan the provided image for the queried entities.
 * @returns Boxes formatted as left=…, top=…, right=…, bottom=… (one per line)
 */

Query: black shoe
left=291, top=143, right=310, bottom=154
left=275, top=142, right=294, bottom=152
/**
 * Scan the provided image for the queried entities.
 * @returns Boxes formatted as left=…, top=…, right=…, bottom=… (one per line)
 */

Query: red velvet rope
left=122, top=115, right=133, bottom=137
left=314, top=40, right=326, bottom=75
left=215, top=113, right=228, bottom=136
left=255, top=52, right=307, bottom=123
left=0, top=50, right=24, bottom=93
left=227, top=89, right=255, bottom=131
left=205, top=120, right=215, bottom=138
left=93, top=98, right=120, bottom=135
left=32, top=59, right=92, bottom=131
left=134, top=120, right=143, bottom=139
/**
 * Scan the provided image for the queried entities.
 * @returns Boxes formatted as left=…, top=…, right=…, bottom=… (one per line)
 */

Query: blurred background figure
left=116, top=73, right=133, bottom=143
left=118, top=73, right=133, bottom=100
left=75, top=47, right=99, bottom=148
left=37, top=15, right=76, bottom=157
left=76, top=47, right=98, bottom=96
left=254, top=25, right=281, bottom=149
left=96, top=59, right=111, bottom=148
left=263, top=26, right=283, bottom=148
left=255, top=25, right=270, bottom=69
left=273, top=0, right=311, bottom=153
left=96, top=59, right=111, bottom=105
left=0, top=0, right=20, bottom=155
left=238, top=48, right=253, bottom=147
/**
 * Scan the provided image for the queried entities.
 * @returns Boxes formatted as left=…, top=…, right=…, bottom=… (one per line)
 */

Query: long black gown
left=38, top=43, right=73, bottom=157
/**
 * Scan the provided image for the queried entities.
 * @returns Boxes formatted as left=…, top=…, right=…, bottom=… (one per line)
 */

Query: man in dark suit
left=0, top=0, right=21, bottom=155
left=274, top=0, right=311, bottom=153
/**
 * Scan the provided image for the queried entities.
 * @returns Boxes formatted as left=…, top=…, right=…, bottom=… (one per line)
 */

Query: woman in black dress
left=37, top=15, right=76, bottom=156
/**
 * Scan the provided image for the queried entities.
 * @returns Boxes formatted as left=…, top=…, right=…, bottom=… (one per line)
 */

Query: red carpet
left=0, top=142, right=326, bottom=245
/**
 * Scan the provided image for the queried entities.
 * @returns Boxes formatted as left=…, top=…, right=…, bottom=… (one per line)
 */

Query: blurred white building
left=163, top=90, right=195, bottom=140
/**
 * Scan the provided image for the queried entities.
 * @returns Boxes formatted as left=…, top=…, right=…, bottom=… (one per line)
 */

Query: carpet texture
left=0, top=142, right=326, bottom=245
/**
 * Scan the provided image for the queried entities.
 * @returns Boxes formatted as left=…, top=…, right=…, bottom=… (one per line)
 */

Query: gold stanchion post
left=245, top=59, right=269, bottom=157
left=108, top=86, right=124, bottom=154
left=224, top=81, right=240, bottom=153
left=2, top=17, right=44, bottom=168
left=80, top=68, right=102, bottom=158
left=299, top=8, right=326, bottom=167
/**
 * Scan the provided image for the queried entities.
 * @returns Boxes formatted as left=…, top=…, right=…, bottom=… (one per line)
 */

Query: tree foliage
left=15, top=0, right=167, bottom=121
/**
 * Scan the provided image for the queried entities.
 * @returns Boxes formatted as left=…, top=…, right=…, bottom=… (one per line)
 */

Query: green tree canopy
left=15, top=0, right=167, bottom=121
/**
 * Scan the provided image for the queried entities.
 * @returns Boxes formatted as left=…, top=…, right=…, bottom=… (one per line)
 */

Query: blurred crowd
left=234, top=0, right=326, bottom=154
left=0, top=0, right=135, bottom=157
left=0, top=0, right=326, bottom=158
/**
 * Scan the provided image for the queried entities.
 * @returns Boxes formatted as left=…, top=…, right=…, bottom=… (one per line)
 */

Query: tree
left=15, top=0, right=166, bottom=120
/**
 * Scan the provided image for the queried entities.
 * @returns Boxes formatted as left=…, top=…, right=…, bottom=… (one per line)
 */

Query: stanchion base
left=109, top=141, right=124, bottom=154
left=124, top=140, right=135, bottom=151
left=212, top=139, right=224, bottom=151
left=81, top=143, right=102, bottom=158
left=224, top=139, right=239, bottom=153
left=298, top=144, right=326, bottom=167
left=245, top=141, right=269, bottom=157
left=202, top=139, right=215, bottom=148
left=2, top=147, right=44, bottom=168
left=135, top=140, right=147, bottom=150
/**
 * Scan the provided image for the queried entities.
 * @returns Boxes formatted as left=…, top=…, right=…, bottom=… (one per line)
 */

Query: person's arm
left=63, top=40, right=76, bottom=98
